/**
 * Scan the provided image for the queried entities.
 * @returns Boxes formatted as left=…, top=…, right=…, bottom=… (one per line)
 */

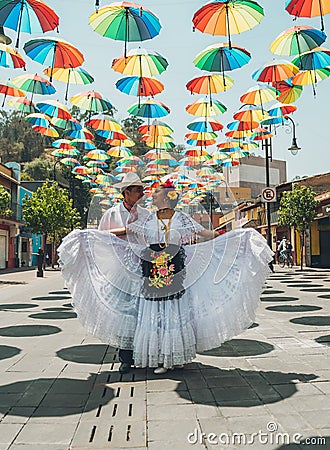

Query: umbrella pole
left=124, top=8, right=129, bottom=58
left=220, top=51, right=226, bottom=88
left=225, top=4, right=232, bottom=49
left=2, top=94, right=6, bottom=108
left=15, top=1, right=25, bottom=48
left=208, top=76, right=212, bottom=106
left=50, top=43, right=57, bottom=82
left=65, top=70, right=71, bottom=101
left=319, top=0, right=325, bottom=31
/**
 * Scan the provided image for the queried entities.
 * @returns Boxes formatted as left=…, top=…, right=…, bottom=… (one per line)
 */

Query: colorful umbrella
left=227, top=119, right=259, bottom=131
left=95, top=129, right=128, bottom=141
left=60, top=157, right=80, bottom=167
left=234, top=104, right=268, bottom=122
left=105, top=137, right=135, bottom=147
left=112, top=47, right=168, bottom=77
left=71, top=139, right=96, bottom=151
left=12, top=73, right=55, bottom=101
left=86, top=114, right=122, bottom=132
left=291, top=67, right=330, bottom=96
left=252, top=59, right=299, bottom=83
left=7, top=96, right=38, bottom=113
left=138, top=120, right=173, bottom=135
left=0, top=0, right=59, bottom=47
left=116, top=76, right=164, bottom=97
left=187, top=117, right=223, bottom=132
left=0, top=79, right=25, bottom=106
left=240, top=85, right=278, bottom=106
left=65, top=127, right=94, bottom=140
left=70, top=90, right=113, bottom=113
left=285, top=0, right=330, bottom=32
left=267, top=102, right=297, bottom=117
left=43, top=66, right=94, bottom=101
left=32, top=124, right=58, bottom=137
left=36, top=99, right=71, bottom=120
left=292, top=47, right=330, bottom=70
left=86, top=149, right=110, bottom=161
left=52, top=139, right=75, bottom=150
left=186, top=74, right=234, bottom=96
left=128, top=99, right=170, bottom=118
left=194, top=43, right=251, bottom=85
left=89, top=2, right=161, bottom=57
left=107, top=146, right=133, bottom=158
left=23, top=37, right=84, bottom=81
left=272, top=79, right=303, bottom=104
left=0, top=42, right=25, bottom=68
left=51, top=117, right=82, bottom=131
left=192, top=0, right=264, bottom=48
left=186, top=97, right=227, bottom=116
left=270, top=26, right=327, bottom=56
left=24, top=112, right=50, bottom=127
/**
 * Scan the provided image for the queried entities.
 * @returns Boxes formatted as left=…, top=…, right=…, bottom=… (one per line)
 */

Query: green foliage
left=121, top=116, right=148, bottom=156
left=0, top=110, right=52, bottom=163
left=278, top=184, right=318, bottom=233
left=0, top=185, right=12, bottom=217
left=22, top=158, right=55, bottom=180
left=22, top=181, right=80, bottom=244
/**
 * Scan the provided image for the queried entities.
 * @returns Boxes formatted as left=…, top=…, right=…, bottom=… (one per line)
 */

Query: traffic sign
left=261, top=187, right=276, bottom=202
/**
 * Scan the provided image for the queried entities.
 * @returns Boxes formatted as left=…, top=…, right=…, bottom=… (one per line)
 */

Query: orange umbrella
left=0, top=80, right=25, bottom=106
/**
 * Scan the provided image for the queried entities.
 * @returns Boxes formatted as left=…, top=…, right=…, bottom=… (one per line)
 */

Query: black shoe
left=119, top=362, right=131, bottom=374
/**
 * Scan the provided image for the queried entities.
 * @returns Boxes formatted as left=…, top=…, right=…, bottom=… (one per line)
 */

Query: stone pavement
left=0, top=266, right=329, bottom=450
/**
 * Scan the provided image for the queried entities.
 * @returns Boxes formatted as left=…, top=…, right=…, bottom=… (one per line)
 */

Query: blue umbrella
left=292, top=47, right=330, bottom=70
left=127, top=99, right=170, bottom=118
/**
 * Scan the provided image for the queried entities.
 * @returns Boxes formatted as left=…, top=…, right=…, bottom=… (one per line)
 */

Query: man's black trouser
left=119, top=349, right=134, bottom=365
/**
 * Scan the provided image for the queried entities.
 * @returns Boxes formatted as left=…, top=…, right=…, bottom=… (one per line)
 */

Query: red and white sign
left=261, top=187, right=276, bottom=202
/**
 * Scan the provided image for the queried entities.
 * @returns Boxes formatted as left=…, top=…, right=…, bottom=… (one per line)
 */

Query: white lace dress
left=58, top=210, right=273, bottom=368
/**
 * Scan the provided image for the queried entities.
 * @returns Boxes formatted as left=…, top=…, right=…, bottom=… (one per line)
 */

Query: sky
left=1, top=0, right=330, bottom=181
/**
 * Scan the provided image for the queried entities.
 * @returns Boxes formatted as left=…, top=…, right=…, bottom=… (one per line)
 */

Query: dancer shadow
left=56, top=344, right=118, bottom=365
left=0, top=372, right=114, bottom=417
left=198, top=339, right=274, bottom=358
left=174, top=364, right=318, bottom=407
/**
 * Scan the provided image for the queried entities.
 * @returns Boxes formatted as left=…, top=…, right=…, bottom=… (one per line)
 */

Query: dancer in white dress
left=58, top=181, right=273, bottom=375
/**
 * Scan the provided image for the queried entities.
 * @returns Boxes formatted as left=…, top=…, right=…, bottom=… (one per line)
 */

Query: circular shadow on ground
left=276, top=436, right=329, bottom=449
left=62, top=303, right=73, bottom=308
left=198, top=339, right=274, bottom=358
left=262, top=290, right=285, bottom=295
left=56, top=344, right=117, bottom=365
left=290, top=316, right=330, bottom=327
left=315, top=335, right=330, bottom=346
left=282, top=280, right=312, bottom=284
left=288, top=284, right=323, bottom=288
left=29, top=312, right=77, bottom=320
left=0, top=374, right=114, bottom=417
left=318, top=295, right=330, bottom=299
left=0, top=325, right=61, bottom=337
left=261, top=296, right=299, bottom=302
left=0, top=303, right=39, bottom=310
left=300, top=288, right=330, bottom=293
left=0, top=345, right=21, bottom=360
left=266, top=305, right=322, bottom=313
left=31, top=296, right=72, bottom=301
left=43, top=307, right=72, bottom=312
left=48, top=291, right=70, bottom=295
left=175, top=364, right=317, bottom=407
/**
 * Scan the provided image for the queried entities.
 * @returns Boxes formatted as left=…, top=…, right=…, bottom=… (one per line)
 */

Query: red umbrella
left=286, top=0, right=330, bottom=32
left=252, top=60, right=299, bottom=84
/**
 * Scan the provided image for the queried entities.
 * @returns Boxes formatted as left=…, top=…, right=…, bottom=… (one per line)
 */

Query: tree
left=121, top=116, right=148, bottom=156
left=278, top=184, right=319, bottom=270
left=0, top=185, right=12, bottom=218
left=0, top=110, right=52, bottom=163
left=22, top=181, right=80, bottom=265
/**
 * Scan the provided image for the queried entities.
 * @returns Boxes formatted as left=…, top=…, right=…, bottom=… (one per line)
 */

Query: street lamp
left=285, top=115, right=301, bottom=156
left=53, top=158, right=62, bottom=181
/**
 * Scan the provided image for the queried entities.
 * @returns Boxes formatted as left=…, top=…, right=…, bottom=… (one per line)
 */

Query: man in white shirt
left=98, top=172, right=145, bottom=373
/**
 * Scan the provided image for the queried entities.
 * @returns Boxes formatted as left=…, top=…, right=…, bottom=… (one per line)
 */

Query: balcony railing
left=0, top=202, right=23, bottom=222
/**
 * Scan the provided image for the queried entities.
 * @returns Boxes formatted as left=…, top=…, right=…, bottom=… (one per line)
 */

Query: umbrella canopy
left=252, top=59, right=299, bottom=83
left=89, top=2, right=161, bottom=57
left=7, top=95, right=38, bottom=113
left=70, top=90, right=113, bottom=113
left=23, top=37, right=84, bottom=81
left=24, top=112, right=50, bottom=127
left=292, top=47, right=330, bottom=70
left=60, top=157, right=80, bottom=167
left=86, top=114, right=122, bottom=132
left=272, top=79, right=303, bottom=104
left=52, top=139, right=75, bottom=150
left=112, top=47, right=168, bottom=77
left=0, top=43, right=25, bottom=68
left=86, top=149, right=110, bottom=161
left=267, top=102, right=297, bottom=117
left=138, top=120, right=173, bottom=135
left=43, top=66, right=94, bottom=101
left=116, top=76, right=164, bottom=97
left=0, top=0, right=59, bottom=47
left=128, top=99, right=170, bottom=118
left=187, top=117, right=223, bottom=132
left=270, top=26, right=327, bottom=56
left=291, top=67, right=330, bottom=96
left=51, top=116, right=82, bottom=131
left=107, top=146, right=133, bottom=158
left=186, top=97, right=227, bottom=116
left=285, top=0, right=330, bottom=31
left=0, top=79, right=25, bottom=106
left=186, top=73, right=234, bottom=97
left=194, top=43, right=251, bottom=79
left=234, top=104, right=268, bottom=122
left=71, top=139, right=96, bottom=150
left=227, top=119, right=259, bottom=131
left=36, top=99, right=71, bottom=119
left=192, top=0, right=264, bottom=48
left=32, top=124, right=58, bottom=137
left=240, top=85, right=278, bottom=105
left=12, top=73, right=55, bottom=101
left=65, top=126, right=94, bottom=140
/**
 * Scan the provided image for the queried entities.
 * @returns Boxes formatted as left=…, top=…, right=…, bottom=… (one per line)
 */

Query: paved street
left=0, top=267, right=329, bottom=450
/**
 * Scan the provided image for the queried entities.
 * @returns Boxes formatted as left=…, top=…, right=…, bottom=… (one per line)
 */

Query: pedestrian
left=277, top=236, right=287, bottom=258
left=58, top=179, right=273, bottom=375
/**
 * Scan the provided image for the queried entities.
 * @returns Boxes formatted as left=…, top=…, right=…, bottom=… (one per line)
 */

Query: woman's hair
left=159, top=180, right=179, bottom=208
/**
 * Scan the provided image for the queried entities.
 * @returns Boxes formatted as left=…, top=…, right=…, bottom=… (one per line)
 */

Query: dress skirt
left=58, top=228, right=273, bottom=368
